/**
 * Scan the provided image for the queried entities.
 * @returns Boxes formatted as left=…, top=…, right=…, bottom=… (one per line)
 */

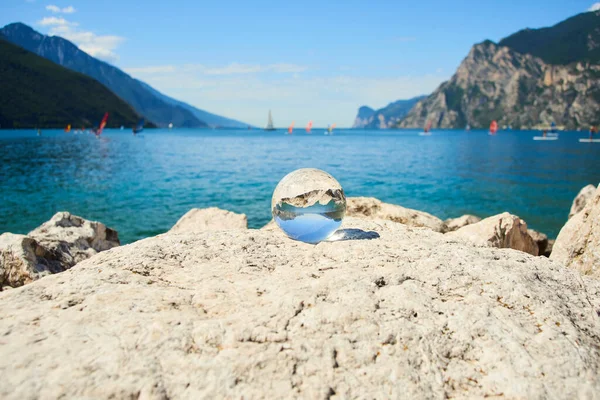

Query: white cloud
left=46, top=4, right=76, bottom=13
left=197, top=63, right=308, bottom=75
left=589, top=2, right=600, bottom=11
left=39, top=17, right=124, bottom=63
left=124, top=66, right=447, bottom=127
left=38, top=16, right=74, bottom=26
left=124, top=63, right=308, bottom=76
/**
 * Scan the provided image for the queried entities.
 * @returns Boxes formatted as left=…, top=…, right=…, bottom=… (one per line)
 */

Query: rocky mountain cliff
left=353, top=96, right=425, bottom=128
left=0, top=23, right=248, bottom=129
left=398, top=11, right=600, bottom=129
left=353, top=106, right=375, bottom=128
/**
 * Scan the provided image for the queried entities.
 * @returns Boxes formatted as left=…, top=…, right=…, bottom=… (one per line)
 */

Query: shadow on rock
left=327, top=228, right=380, bottom=242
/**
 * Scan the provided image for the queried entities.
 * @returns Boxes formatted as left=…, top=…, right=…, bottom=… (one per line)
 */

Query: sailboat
left=168, top=123, right=173, bottom=130
left=94, top=112, right=109, bottom=136
left=419, top=120, right=432, bottom=136
left=306, top=120, right=313, bottom=134
left=133, top=118, right=145, bottom=135
left=265, top=110, right=276, bottom=131
left=489, top=120, right=498, bottom=136
left=325, top=123, right=336, bottom=135
left=287, top=121, right=295, bottom=135
left=64, top=124, right=71, bottom=133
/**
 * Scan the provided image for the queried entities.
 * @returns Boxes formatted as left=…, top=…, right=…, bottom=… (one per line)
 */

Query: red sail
left=424, top=121, right=432, bottom=133
left=306, top=120, right=313, bottom=133
left=490, top=120, right=498, bottom=134
left=96, top=112, right=109, bottom=135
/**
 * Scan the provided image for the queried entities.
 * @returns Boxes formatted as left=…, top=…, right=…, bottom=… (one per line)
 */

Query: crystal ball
left=272, top=168, right=346, bottom=243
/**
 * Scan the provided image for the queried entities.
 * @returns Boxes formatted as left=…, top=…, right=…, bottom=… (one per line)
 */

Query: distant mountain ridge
left=353, top=96, right=426, bottom=128
left=0, top=23, right=249, bottom=128
left=0, top=38, right=141, bottom=129
left=398, top=11, right=600, bottom=129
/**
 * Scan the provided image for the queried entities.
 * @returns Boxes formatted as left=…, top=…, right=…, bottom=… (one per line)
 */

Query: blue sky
left=2, top=0, right=599, bottom=127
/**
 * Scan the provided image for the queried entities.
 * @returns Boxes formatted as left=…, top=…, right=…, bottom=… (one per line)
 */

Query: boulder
left=1, top=217, right=599, bottom=398
left=346, top=197, right=444, bottom=232
left=528, top=229, right=552, bottom=257
left=170, top=207, right=248, bottom=233
left=568, top=184, right=596, bottom=219
left=28, top=212, right=120, bottom=268
left=442, top=214, right=481, bottom=232
left=551, top=186, right=600, bottom=278
left=0, top=233, right=61, bottom=289
left=447, top=212, right=538, bottom=255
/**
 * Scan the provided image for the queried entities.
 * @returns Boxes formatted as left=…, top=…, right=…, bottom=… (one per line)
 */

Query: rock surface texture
left=346, top=197, right=444, bottom=232
left=0, top=233, right=60, bottom=289
left=0, top=212, right=119, bottom=289
left=569, top=184, right=597, bottom=219
left=528, top=229, right=553, bottom=257
left=1, top=217, right=599, bottom=399
left=448, top=212, right=539, bottom=256
left=552, top=186, right=600, bottom=278
left=443, top=214, right=482, bottom=233
left=170, top=207, right=248, bottom=233
left=28, top=212, right=120, bottom=268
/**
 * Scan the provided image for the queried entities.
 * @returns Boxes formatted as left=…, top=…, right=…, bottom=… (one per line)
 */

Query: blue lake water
left=1, top=128, right=599, bottom=243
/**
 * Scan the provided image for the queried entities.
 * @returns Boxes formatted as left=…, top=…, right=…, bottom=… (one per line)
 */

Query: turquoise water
left=1, top=128, right=599, bottom=243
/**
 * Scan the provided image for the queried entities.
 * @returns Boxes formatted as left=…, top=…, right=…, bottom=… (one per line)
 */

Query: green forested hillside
left=0, top=38, right=142, bottom=129
left=499, top=11, right=600, bottom=65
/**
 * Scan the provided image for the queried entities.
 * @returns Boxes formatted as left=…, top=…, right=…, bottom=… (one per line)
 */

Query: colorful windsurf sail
left=489, top=120, right=498, bottom=135
left=96, top=112, right=109, bottom=136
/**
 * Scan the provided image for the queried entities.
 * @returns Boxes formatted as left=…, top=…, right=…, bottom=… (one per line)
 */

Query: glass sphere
left=272, top=168, right=346, bottom=243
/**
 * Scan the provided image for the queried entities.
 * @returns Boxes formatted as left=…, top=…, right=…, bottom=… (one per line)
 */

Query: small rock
left=346, top=197, right=444, bottom=232
left=568, top=184, right=596, bottom=219
left=170, top=207, right=248, bottom=233
left=29, top=212, right=120, bottom=268
left=443, top=214, right=482, bottom=232
left=0, top=233, right=61, bottom=289
left=448, top=212, right=538, bottom=255
left=528, top=229, right=552, bottom=257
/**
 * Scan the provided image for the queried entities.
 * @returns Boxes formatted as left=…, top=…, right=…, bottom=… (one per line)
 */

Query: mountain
left=398, top=11, right=600, bottom=130
left=0, top=23, right=248, bottom=128
left=353, top=106, right=375, bottom=128
left=137, top=82, right=250, bottom=128
left=353, top=96, right=426, bottom=128
left=0, top=38, right=141, bottom=129
left=499, top=11, right=600, bottom=65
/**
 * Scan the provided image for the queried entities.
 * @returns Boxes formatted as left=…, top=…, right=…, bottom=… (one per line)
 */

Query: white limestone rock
left=552, top=186, right=600, bottom=278
left=0, top=233, right=60, bottom=289
left=447, top=212, right=538, bottom=255
left=0, top=217, right=599, bottom=398
left=28, top=212, right=120, bottom=268
left=443, top=214, right=482, bottom=233
left=170, top=207, right=248, bottom=233
left=568, top=184, right=597, bottom=219
left=346, top=197, right=444, bottom=232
